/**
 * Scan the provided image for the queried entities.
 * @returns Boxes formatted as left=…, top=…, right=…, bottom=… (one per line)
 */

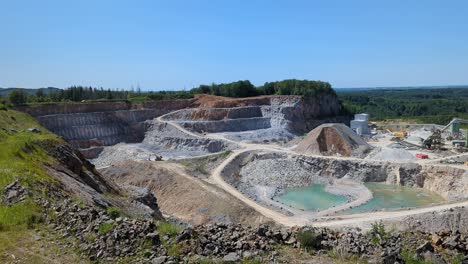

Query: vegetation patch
left=98, top=222, right=114, bottom=235
left=296, top=229, right=320, bottom=250
left=157, top=222, right=180, bottom=238
left=106, top=207, right=121, bottom=219
left=369, top=221, right=389, bottom=246
left=0, top=200, right=42, bottom=231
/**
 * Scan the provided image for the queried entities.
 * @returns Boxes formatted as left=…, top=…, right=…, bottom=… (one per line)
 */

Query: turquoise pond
left=277, top=183, right=445, bottom=213
left=276, top=184, right=348, bottom=211
left=343, top=182, right=445, bottom=214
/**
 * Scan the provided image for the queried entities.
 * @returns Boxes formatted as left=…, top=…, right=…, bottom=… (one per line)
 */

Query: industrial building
left=350, top=113, right=371, bottom=136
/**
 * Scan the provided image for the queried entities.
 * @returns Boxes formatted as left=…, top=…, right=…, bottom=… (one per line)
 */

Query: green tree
left=8, top=89, right=28, bottom=106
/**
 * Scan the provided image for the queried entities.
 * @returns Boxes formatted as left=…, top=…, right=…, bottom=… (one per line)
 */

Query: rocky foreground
left=28, top=191, right=466, bottom=263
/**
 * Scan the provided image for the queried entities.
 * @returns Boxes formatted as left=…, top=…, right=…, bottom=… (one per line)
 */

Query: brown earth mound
left=193, top=94, right=286, bottom=108
left=295, top=123, right=371, bottom=157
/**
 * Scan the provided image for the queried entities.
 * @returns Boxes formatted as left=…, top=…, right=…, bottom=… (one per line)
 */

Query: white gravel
left=366, top=147, right=416, bottom=161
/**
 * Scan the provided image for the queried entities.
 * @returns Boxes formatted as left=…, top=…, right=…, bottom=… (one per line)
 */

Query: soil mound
left=295, top=123, right=371, bottom=157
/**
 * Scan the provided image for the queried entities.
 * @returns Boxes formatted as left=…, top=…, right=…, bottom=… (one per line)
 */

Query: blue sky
left=1, top=0, right=468, bottom=90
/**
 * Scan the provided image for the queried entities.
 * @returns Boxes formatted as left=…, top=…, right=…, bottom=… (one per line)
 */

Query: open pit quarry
left=19, top=94, right=468, bottom=233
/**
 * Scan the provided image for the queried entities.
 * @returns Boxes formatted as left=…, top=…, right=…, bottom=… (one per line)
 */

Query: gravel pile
left=295, top=123, right=371, bottom=158
left=366, top=147, right=416, bottom=161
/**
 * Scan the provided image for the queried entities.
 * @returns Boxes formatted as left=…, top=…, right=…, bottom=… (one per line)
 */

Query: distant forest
left=337, top=88, right=468, bottom=124
left=0, top=79, right=336, bottom=105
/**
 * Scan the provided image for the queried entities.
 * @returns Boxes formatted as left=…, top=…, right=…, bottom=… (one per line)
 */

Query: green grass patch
left=98, top=222, right=114, bottom=235
left=0, top=110, right=60, bottom=191
left=0, top=200, right=43, bottom=231
left=157, top=222, right=180, bottom=237
left=167, top=243, right=181, bottom=257
left=106, top=207, right=121, bottom=219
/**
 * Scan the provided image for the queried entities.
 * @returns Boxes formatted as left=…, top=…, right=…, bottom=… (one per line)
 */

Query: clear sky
left=1, top=0, right=468, bottom=90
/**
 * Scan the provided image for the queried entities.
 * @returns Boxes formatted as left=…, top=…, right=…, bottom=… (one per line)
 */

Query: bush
left=369, top=221, right=388, bottom=245
left=8, top=89, right=28, bottom=106
left=106, top=207, right=121, bottom=219
left=0, top=104, right=7, bottom=111
left=296, top=228, right=320, bottom=250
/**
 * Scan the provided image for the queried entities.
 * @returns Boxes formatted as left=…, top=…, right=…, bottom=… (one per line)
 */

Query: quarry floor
left=94, top=109, right=468, bottom=230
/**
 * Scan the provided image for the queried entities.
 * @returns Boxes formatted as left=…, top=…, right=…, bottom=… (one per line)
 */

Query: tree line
left=2, top=79, right=336, bottom=106
left=338, top=88, right=468, bottom=124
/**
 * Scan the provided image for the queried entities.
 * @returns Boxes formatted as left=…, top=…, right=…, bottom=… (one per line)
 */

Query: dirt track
left=158, top=110, right=468, bottom=228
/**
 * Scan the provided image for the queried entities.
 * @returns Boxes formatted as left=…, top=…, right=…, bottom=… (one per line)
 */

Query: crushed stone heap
left=295, top=123, right=371, bottom=157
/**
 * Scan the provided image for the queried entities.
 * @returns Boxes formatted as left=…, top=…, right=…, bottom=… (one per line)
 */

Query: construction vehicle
left=423, top=118, right=468, bottom=149
left=393, top=131, right=407, bottom=138
left=423, top=129, right=443, bottom=149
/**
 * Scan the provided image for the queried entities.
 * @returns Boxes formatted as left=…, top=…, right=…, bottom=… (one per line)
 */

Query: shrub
left=369, top=221, right=389, bottom=245
left=0, top=104, right=7, bottom=111
left=296, top=228, right=320, bottom=250
left=106, top=207, right=121, bottom=219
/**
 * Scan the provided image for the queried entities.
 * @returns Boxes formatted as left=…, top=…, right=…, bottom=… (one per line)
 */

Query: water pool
left=343, top=182, right=445, bottom=214
left=277, top=182, right=445, bottom=213
left=276, top=184, right=348, bottom=211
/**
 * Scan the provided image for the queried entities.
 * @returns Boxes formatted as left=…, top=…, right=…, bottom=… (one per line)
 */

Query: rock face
left=17, top=94, right=348, bottom=154
left=16, top=100, right=194, bottom=150
left=167, top=95, right=349, bottom=135
left=295, top=123, right=371, bottom=157
left=37, top=139, right=164, bottom=218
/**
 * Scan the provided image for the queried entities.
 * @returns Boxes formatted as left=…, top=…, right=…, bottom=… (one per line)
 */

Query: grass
left=98, top=222, right=114, bottom=235
left=0, top=230, right=88, bottom=263
left=85, top=233, right=96, bottom=243
left=167, top=243, right=181, bottom=257
left=0, top=109, right=60, bottom=191
left=0, top=110, right=62, bottom=233
left=401, top=248, right=433, bottom=264
left=0, top=199, right=43, bottom=231
left=327, top=248, right=366, bottom=264
left=157, top=222, right=180, bottom=237
left=221, top=150, right=232, bottom=158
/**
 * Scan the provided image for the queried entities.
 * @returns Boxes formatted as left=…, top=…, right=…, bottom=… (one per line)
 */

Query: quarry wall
left=17, top=94, right=348, bottom=149
left=223, top=152, right=468, bottom=201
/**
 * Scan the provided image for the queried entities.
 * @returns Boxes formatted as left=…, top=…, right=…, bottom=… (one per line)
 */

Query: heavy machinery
left=423, top=129, right=443, bottom=149
left=393, top=131, right=408, bottom=138
left=423, top=118, right=468, bottom=150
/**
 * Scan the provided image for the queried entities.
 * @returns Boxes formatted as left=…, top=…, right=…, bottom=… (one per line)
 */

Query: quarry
left=1, top=91, right=467, bottom=263
left=19, top=93, right=468, bottom=233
